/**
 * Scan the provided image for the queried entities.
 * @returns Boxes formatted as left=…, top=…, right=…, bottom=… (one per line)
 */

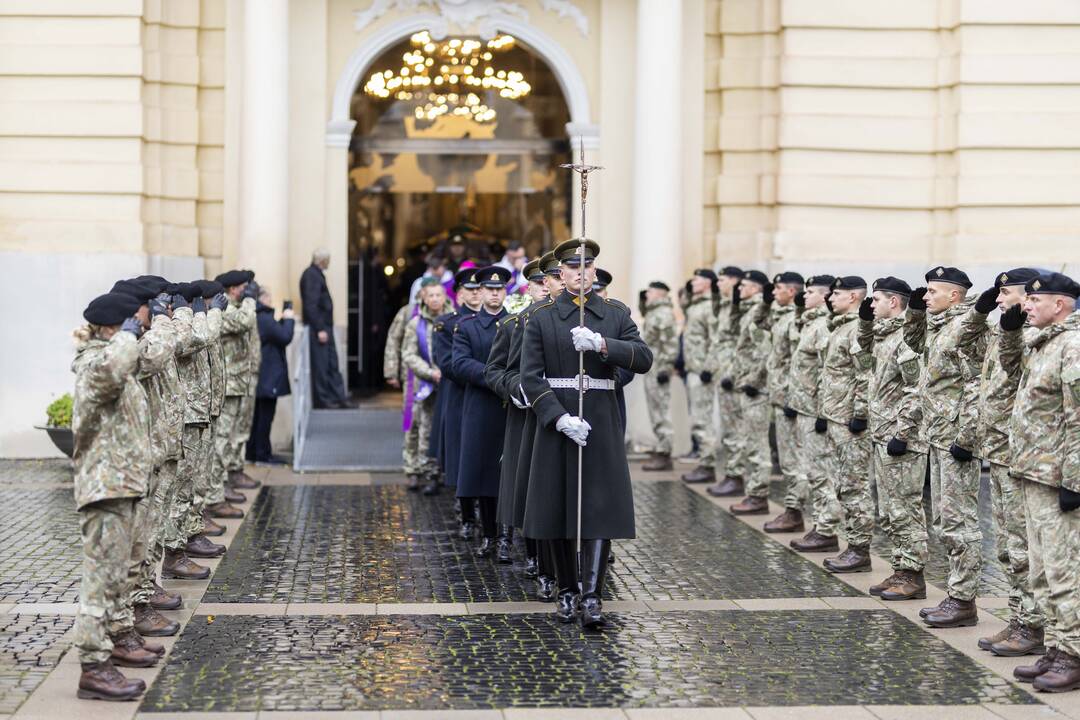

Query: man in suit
left=299, top=248, right=350, bottom=409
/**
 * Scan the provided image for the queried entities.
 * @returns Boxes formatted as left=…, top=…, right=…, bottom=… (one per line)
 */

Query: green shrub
left=46, top=394, right=73, bottom=428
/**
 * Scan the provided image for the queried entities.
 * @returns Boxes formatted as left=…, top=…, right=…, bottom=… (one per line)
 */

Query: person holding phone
left=247, top=286, right=295, bottom=464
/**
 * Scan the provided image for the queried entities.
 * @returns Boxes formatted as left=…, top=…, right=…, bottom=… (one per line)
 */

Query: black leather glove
left=782, top=405, right=797, bottom=419
left=1000, top=304, right=1027, bottom=332
left=699, top=371, right=713, bottom=384
left=720, top=378, right=734, bottom=391
left=909, top=287, right=927, bottom=311
left=762, top=283, right=774, bottom=304
left=192, top=296, right=206, bottom=314
left=731, top=284, right=741, bottom=309
left=211, top=292, right=229, bottom=312
left=949, top=443, right=974, bottom=463
left=848, top=417, right=867, bottom=434
left=243, top=282, right=259, bottom=300
left=171, top=293, right=189, bottom=310
left=1061, top=486, right=1080, bottom=513
left=741, top=385, right=760, bottom=398
left=814, top=418, right=828, bottom=434
left=794, top=291, right=805, bottom=309
left=120, top=316, right=143, bottom=338
left=149, top=293, right=170, bottom=318
left=656, top=372, right=670, bottom=385
left=975, top=287, right=998, bottom=315
left=886, top=437, right=908, bottom=456
left=858, top=296, right=874, bottom=321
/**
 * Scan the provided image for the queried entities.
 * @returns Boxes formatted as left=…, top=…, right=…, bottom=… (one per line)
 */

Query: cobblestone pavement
left=204, top=482, right=860, bottom=603
left=0, top=458, right=72, bottom=485
left=0, top=615, right=74, bottom=713
left=0, top=487, right=81, bottom=603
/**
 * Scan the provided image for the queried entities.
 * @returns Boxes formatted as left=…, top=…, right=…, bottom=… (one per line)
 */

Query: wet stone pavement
left=0, top=615, right=74, bottom=713
left=0, top=486, right=81, bottom=603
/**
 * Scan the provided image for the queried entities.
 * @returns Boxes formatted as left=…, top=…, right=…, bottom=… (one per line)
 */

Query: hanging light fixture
left=363, top=30, right=531, bottom=123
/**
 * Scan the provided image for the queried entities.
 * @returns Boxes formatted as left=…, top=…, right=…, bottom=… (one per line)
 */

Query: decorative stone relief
left=354, top=0, right=588, bottom=38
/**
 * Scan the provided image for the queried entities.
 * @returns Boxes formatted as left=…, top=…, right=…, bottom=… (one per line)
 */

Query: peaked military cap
left=593, top=268, right=613, bottom=289
left=111, top=279, right=156, bottom=303
left=475, top=265, right=513, bottom=288
left=693, top=268, right=718, bottom=282
left=743, top=269, right=770, bottom=287
left=872, top=276, right=912, bottom=296
left=719, top=266, right=743, bottom=279
left=84, top=292, right=142, bottom=326
left=1025, top=272, right=1080, bottom=299
left=554, top=238, right=599, bottom=266
left=193, top=279, right=224, bottom=298
left=649, top=281, right=671, bottom=291
left=806, top=274, right=836, bottom=288
left=455, top=267, right=482, bottom=290
left=925, top=265, right=972, bottom=289
left=165, top=281, right=200, bottom=301
left=215, top=269, right=250, bottom=288
left=523, top=258, right=544, bottom=282
left=539, top=251, right=560, bottom=276
left=833, top=275, right=868, bottom=291
left=773, top=271, right=805, bottom=285
left=995, top=267, right=1040, bottom=289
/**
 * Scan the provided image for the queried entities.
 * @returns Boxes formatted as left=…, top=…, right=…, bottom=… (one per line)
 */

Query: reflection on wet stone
left=204, top=482, right=859, bottom=603
left=142, top=610, right=1035, bottom=712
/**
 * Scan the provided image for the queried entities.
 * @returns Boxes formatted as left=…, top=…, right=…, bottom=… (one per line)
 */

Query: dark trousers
left=309, top=330, right=347, bottom=407
left=247, top=397, right=277, bottom=462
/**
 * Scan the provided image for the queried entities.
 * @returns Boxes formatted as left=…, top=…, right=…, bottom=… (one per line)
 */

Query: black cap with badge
left=742, top=269, right=770, bottom=287
left=593, top=268, right=613, bottom=290
left=994, top=268, right=1040, bottom=289
left=806, top=274, right=836, bottom=288
left=719, top=266, right=743, bottom=279
left=693, top=268, right=718, bottom=282
left=925, top=266, right=972, bottom=289
left=455, top=268, right=482, bottom=290
left=833, top=276, right=868, bottom=291
left=773, top=271, right=804, bottom=285
left=1025, top=272, right=1080, bottom=299
left=649, top=281, right=671, bottom=292
left=553, top=239, right=599, bottom=266
left=872, top=276, right=912, bottom=296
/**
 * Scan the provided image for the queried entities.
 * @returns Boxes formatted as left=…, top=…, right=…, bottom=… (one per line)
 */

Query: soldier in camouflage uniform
left=640, top=281, right=678, bottom=471
left=725, top=270, right=774, bottom=516
left=788, top=276, right=844, bottom=554
left=680, top=269, right=720, bottom=484
left=71, top=292, right=157, bottom=700
left=709, top=266, right=746, bottom=492
left=958, top=269, right=1046, bottom=655
left=818, top=276, right=874, bottom=574
left=228, top=270, right=262, bottom=491
left=857, top=277, right=929, bottom=601
left=1004, top=272, right=1080, bottom=692
left=401, top=279, right=448, bottom=490
left=384, top=300, right=413, bottom=388
left=906, top=266, right=983, bottom=628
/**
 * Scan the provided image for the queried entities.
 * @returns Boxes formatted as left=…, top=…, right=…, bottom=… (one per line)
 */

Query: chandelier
left=363, top=30, right=531, bottom=123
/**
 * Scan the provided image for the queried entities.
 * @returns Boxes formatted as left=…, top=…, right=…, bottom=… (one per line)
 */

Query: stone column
left=238, top=0, right=289, bottom=298
left=630, top=0, right=684, bottom=293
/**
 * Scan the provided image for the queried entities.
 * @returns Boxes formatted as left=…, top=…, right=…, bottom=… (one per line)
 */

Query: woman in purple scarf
left=400, top=278, right=447, bottom=491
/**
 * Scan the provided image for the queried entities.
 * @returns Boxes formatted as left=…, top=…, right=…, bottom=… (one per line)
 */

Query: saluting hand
left=570, top=326, right=604, bottom=353
left=120, top=316, right=144, bottom=338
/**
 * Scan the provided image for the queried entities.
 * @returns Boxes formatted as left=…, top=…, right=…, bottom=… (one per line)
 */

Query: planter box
left=35, top=425, right=74, bottom=458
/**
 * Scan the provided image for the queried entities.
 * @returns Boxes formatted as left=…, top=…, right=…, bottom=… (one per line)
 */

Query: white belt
left=547, top=374, right=616, bottom=392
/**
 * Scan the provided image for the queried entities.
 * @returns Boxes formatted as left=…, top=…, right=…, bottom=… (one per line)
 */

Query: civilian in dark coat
left=247, top=289, right=295, bottom=464
left=451, top=265, right=512, bottom=558
left=299, top=251, right=348, bottom=408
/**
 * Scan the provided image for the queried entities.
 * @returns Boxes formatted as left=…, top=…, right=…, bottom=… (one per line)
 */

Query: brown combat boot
left=992, top=624, right=1046, bottom=657
left=224, top=486, right=247, bottom=504
left=920, top=598, right=945, bottom=619
left=706, top=476, right=744, bottom=497
left=869, top=572, right=901, bottom=597
left=202, top=514, right=225, bottom=537
left=1016, top=647, right=1059, bottom=683
left=880, top=569, right=926, bottom=601
left=763, top=508, right=804, bottom=533
left=109, top=630, right=158, bottom=668
left=162, top=549, right=210, bottom=580
left=229, top=469, right=261, bottom=489
left=185, top=534, right=225, bottom=558
left=681, top=465, right=715, bottom=484
left=730, top=496, right=769, bottom=516
left=134, top=603, right=179, bottom=637
left=149, top=582, right=182, bottom=611
left=823, top=545, right=872, bottom=573
left=77, top=660, right=145, bottom=701
left=206, top=501, right=244, bottom=519
left=642, top=452, right=673, bottom=472
left=1034, top=650, right=1080, bottom=693
left=790, top=529, right=839, bottom=553
left=924, top=596, right=978, bottom=628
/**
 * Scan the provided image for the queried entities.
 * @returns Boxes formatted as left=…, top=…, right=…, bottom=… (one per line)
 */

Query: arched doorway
left=344, top=28, right=574, bottom=393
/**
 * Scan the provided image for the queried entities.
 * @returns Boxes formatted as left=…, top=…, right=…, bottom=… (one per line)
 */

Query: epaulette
left=604, top=297, right=631, bottom=313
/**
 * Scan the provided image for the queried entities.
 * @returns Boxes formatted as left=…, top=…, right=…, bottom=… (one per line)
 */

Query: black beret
left=742, top=269, right=770, bottom=286
left=165, top=282, right=200, bottom=301
left=523, top=259, right=544, bottom=282
left=648, top=281, right=671, bottom=292
left=475, top=265, right=512, bottom=288
left=455, top=268, right=481, bottom=289
left=1026, top=272, right=1080, bottom=299
left=193, top=279, right=224, bottom=298
left=243, top=269, right=256, bottom=282
left=693, top=268, right=718, bottom=282
left=111, top=279, right=156, bottom=303
left=132, top=275, right=170, bottom=294
left=593, top=268, right=613, bottom=288
left=554, top=238, right=599, bottom=266
left=925, top=266, right=972, bottom=289
left=995, top=267, right=1040, bottom=289
left=719, top=266, right=743, bottom=279
left=215, top=269, right=250, bottom=288
left=83, top=292, right=142, bottom=326
left=832, top=276, right=868, bottom=291
left=773, top=271, right=804, bottom=285
left=872, top=276, right=912, bottom=296
left=806, top=275, right=836, bottom=288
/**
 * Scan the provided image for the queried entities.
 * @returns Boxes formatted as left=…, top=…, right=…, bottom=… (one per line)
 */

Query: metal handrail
left=292, top=325, right=312, bottom=472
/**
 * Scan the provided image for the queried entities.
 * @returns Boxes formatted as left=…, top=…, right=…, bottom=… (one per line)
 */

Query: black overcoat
left=484, top=313, right=524, bottom=526
left=427, top=310, right=456, bottom=465
left=433, top=307, right=477, bottom=487
left=452, top=308, right=508, bottom=498
left=520, top=291, right=652, bottom=539
left=255, top=304, right=295, bottom=399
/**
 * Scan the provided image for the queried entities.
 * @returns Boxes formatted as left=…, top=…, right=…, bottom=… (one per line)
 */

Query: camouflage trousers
left=775, top=409, right=805, bottom=510
left=927, top=445, right=982, bottom=602
left=403, top=393, right=438, bottom=478
left=132, top=460, right=178, bottom=604
left=75, top=497, right=136, bottom=664
left=214, top=397, right=245, bottom=502
left=797, top=413, right=841, bottom=538
left=643, top=371, right=673, bottom=455
left=237, top=384, right=256, bottom=444
left=1024, top=478, right=1080, bottom=656
left=824, top=421, right=873, bottom=547
left=686, top=373, right=716, bottom=467
left=716, top=385, right=743, bottom=477
left=873, top=443, right=928, bottom=572
left=737, top=395, right=771, bottom=499
left=990, top=463, right=1043, bottom=628
left=167, top=423, right=208, bottom=549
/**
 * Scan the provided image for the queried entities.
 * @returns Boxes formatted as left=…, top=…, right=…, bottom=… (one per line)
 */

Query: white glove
left=556, top=413, right=592, bottom=447
left=511, top=391, right=527, bottom=409
left=571, top=326, right=604, bottom=353
left=511, top=384, right=530, bottom=409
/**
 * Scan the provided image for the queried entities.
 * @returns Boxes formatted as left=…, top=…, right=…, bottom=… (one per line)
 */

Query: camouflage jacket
left=136, top=313, right=185, bottom=467
left=682, top=295, right=716, bottom=375
left=641, top=298, right=678, bottom=372
left=857, top=315, right=924, bottom=449
left=819, top=312, right=868, bottom=424
left=246, top=300, right=262, bottom=393
left=729, top=295, right=771, bottom=392
left=206, top=307, right=226, bottom=417
left=712, top=296, right=738, bottom=378
left=71, top=332, right=150, bottom=510
left=787, top=306, right=830, bottom=417
left=220, top=296, right=256, bottom=396
left=402, top=306, right=439, bottom=382
left=176, top=309, right=212, bottom=425
left=906, top=296, right=982, bottom=451
left=384, top=304, right=411, bottom=382
left=764, top=302, right=796, bottom=407
left=1005, top=312, right=1080, bottom=489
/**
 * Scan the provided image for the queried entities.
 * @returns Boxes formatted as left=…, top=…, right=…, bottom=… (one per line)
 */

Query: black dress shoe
left=459, top=521, right=475, bottom=540
left=496, top=536, right=514, bottom=564
left=536, top=575, right=557, bottom=602
left=523, top=556, right=539, bottom=578
left=556, top=591, right=579, bottom=622
left=422, top=478, right=440, bottom=495
left=580, top=596, right=606, bottom=630
left=475, top=537, right=495, bottom=558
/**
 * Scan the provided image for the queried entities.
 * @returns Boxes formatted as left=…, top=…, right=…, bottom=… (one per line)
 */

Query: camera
left=283, top=300, right=293, bottom=310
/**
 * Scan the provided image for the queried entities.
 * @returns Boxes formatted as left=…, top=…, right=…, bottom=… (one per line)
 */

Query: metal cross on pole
left=559, top=139, right=603, bottom=573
